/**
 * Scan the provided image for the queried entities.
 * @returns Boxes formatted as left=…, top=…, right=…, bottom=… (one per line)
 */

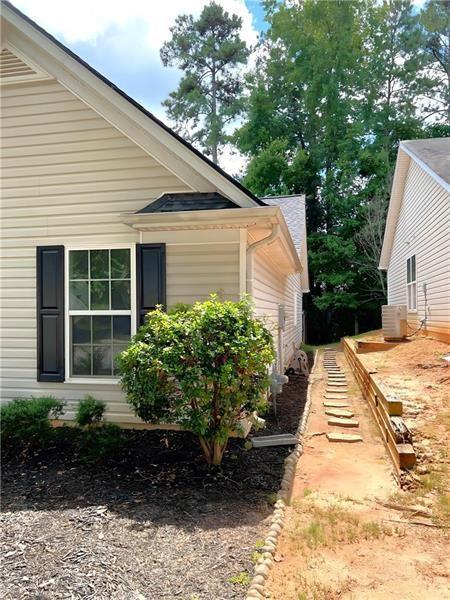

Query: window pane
left=93, top=315, right=111, bottom=344
left=72, top=346, right=91, bottom=375
left=70, top=281, right=89, bottom=310
left=72, top=316, right=91, bottom=344
left=412, top=283, right=417, bottom=309
left=91, top=280, right=109, bottom=309
left=90, top=249, right=109, bottom=279
left=111, top=249, right=130, bottom=279
left=93, top=346, right=112, bottom=376
left=70, top=250, right=88, bottom=280
left=113, top=344, right=128, bottom=375
left=113, top=316, right=131, bottom=342
left=111, top=280, right=130, bottom=309
left=407, top=258, right=411, bottom=283
left=411, top=255, right=416, bottom=281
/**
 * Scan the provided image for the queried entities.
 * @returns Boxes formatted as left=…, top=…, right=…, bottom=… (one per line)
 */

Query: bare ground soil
left=267, top=344, right=450, bottom=600
left=0, top=374, right=308, bottom=600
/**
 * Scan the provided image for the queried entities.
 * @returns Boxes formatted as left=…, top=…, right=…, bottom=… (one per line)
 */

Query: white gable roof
left=1, top=1, right=265, bottom=210
left=379, top=138, right=450, bottom=270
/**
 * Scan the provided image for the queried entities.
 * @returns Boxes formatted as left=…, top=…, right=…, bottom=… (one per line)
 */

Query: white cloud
left=13, top=0, right=258, bottom=49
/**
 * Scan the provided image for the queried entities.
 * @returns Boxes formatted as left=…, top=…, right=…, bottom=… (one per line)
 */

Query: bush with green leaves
left=78, top=423, right=125, bottom=460
left=117, top=295, right=275, bottom=465
left=0, top=396, right=64, bottom=446
left=76, top=396, right=106, bottom=428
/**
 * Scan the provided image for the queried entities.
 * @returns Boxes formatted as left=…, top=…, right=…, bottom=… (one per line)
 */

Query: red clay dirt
left=266, top=346, right=450, bottom=600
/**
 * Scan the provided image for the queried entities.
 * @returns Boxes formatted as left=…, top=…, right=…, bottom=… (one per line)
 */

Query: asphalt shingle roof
left=402, top=138, right=450, bottom=185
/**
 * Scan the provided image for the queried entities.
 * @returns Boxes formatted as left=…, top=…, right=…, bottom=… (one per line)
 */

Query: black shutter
left=136, top=243, right=166, bottom=325
left=36, top=246, right=65, bottom=382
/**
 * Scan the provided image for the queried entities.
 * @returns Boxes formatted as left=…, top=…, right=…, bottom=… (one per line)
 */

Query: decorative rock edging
left=245, top=350, right=320, bottom=600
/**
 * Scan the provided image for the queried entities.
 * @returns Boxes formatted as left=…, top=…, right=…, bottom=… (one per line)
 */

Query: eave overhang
left=120, top=206, right=303, bottom=274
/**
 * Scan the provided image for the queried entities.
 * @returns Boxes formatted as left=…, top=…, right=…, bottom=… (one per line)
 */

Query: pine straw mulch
left=1, top=373, right=308, bottom=600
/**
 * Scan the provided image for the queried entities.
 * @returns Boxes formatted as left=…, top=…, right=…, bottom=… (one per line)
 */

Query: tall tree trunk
left=211, top=67, right=218, bottom=164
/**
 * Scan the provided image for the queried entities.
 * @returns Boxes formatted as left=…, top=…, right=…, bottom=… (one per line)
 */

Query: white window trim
left=64, top=243, right=136, bottom=384
left=406, top=254, right=417, bottom=313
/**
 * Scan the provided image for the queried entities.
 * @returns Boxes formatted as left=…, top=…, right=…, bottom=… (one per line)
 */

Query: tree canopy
left=160, top=1, right=249, bottom=164
left=161, top=0, right=450, bottom=343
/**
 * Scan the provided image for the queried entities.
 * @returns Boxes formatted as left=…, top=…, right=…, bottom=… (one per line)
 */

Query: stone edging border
left=245, top=349, right=320, bottom=600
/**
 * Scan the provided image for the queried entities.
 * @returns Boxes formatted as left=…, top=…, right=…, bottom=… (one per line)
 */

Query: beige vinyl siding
left=252, top=250, right=302, bottom=370
left=0, top=79, right=240, bottom=421
left=387, top=160, right=450, bottom=341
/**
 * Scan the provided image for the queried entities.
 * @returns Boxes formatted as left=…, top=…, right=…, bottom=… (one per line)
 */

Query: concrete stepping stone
left=326, top=432, right=363, bottom=443
left=328, top=417, right=359, bottom=428
left=323, top=401, right=349, bottom=408
left=326, top=388, right=347, bottom=395
left=324, top=408, right=354, bottom=418
left=325, top=394, right=349, bottom=401
left=326, top=381, right=346, bottom=386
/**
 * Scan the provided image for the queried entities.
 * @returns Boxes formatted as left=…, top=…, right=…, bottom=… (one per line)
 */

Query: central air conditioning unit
left=382, top=304, right=407, bottom=341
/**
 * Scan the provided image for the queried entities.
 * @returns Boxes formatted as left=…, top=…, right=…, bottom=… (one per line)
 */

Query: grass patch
left=266, top=491, right=278, bottom=505
left=289, top=501, right=389, bottom=551
left=228, top=571, right=251, bottom=586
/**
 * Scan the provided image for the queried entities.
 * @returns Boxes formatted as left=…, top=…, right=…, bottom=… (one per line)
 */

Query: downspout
left=245, top=224, right=287, bottom=409
left=246, top=224, right=280, bottom=299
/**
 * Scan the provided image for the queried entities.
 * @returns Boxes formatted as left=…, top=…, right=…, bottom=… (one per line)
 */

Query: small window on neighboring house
left=68, top=248, right=134, bottom=378
left=406, top=255, right=417, bottom=311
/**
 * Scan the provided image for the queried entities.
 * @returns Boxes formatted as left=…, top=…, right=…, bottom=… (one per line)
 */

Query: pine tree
left=160, top=2, right=249, bottom=164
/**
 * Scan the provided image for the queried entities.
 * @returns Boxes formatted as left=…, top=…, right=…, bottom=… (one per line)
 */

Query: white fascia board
left=378, top=148, right=411, bottom=270
left=3, top=7, right=257, bottom=208
left=300, top=200, right=310, bottom=292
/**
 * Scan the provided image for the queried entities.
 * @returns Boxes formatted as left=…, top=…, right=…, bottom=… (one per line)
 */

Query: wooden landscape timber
left=343, top=338, right=416, bottom=475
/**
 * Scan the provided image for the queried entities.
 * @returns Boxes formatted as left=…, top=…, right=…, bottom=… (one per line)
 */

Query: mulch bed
left=1, top=373, right=309, bottom=600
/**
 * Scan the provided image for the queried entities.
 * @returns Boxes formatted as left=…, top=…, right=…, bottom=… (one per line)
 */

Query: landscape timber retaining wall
left=343, top=338, right=416, bottom=477
left=245, top=350, right=319, bottom=600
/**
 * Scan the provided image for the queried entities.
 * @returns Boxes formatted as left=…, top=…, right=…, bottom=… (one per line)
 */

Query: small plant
left=361, top=521, right=382, bottom=539
left=254, top=539, right=265, bottom=549
left=251, top=550, right=263, bottom=564
left=228, top=571, right=251, bottom=586
left=303, top=487, right=313, bottom=497
left=266, top=491, right=278, bottom=505
left=79, top=423, right=125, bottom=460
left=0, top=396, right=64, bottom=446
left=76, top=396, right=106, bottom=428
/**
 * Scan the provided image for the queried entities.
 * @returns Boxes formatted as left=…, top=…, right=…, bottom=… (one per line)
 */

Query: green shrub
left=76, top=396, right=106, bottom=428
left=0, top=396, right=64, bottom=446
left=117, top=295, right=274, bottom=465
left=79, top=423, right=125, bottom=460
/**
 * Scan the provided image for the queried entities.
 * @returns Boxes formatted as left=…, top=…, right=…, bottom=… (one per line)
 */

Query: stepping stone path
left=328, top=417, right=359, bottom=428
left=322, top=350, right=362, bottom=444
left=325, top=408, right=354, bottom=418
left=327, top=432, right=363, bottom=443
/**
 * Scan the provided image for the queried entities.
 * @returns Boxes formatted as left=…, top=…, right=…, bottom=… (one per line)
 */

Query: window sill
left=407, top=309, right=418, bottom=314
left=65, top=377, right=120, bottom=385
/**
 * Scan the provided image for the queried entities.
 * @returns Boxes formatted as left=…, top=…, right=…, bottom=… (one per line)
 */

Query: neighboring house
left=0, top=2, right=309, bottom=424
left=379, top=138, right=450, bottom=343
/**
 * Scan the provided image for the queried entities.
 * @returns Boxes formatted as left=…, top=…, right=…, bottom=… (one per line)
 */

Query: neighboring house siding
left=0, top=79, right=240, bottom=420
left=387, top=159, right=450, bottom=341
left=252, top=250, right=302, bottom=370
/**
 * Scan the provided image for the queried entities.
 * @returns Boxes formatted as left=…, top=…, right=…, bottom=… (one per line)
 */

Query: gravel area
left=1, top=373, right=309, bottom=600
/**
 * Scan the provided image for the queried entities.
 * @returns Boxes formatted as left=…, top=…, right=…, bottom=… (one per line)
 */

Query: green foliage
left=228, top=571, right=251, bottom=586
left=160, top=1, right=249, bottom=163
left=117, top=295, right=274, bottom=465
left=78, top=423, right=125, bottom=461
left=233, top=0, right=449, bottom=342
left=75, top=396, right=106, bottom=428
left=0, top=396, right=64, bottom=446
